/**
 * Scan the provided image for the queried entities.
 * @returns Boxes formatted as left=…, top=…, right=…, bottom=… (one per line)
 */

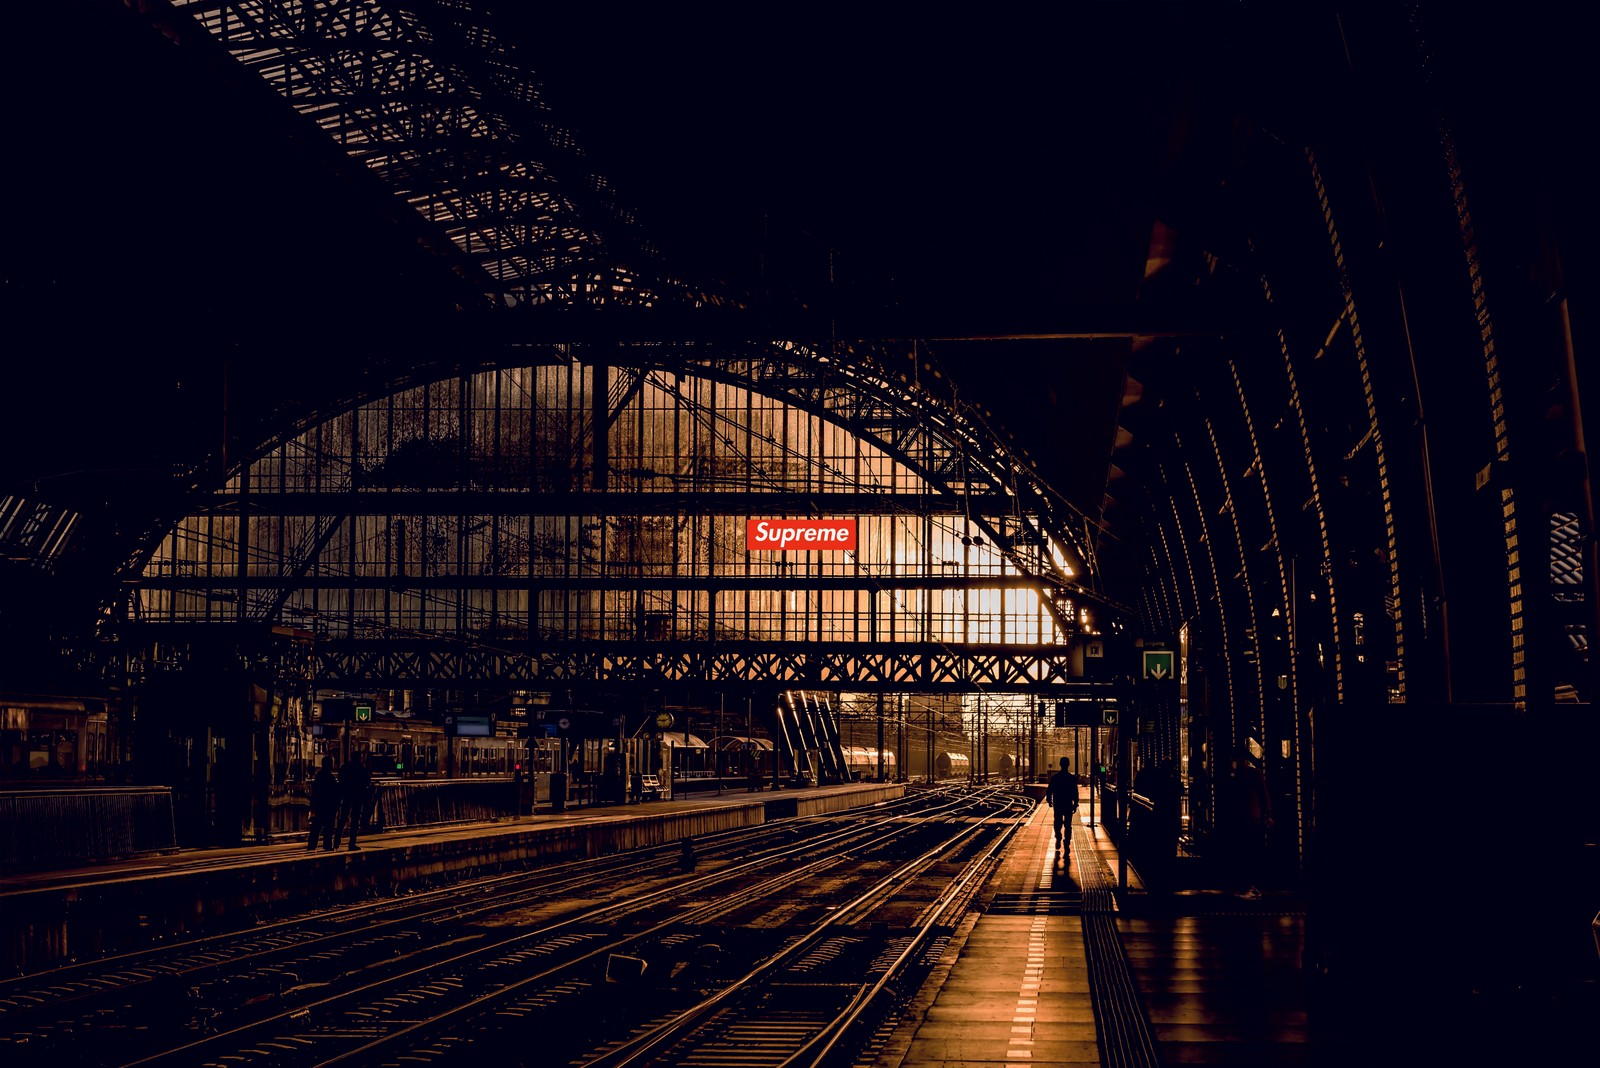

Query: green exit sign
left=1142, top=649, right=1175, bottom=681
left=354, top=705, right=373, bottom=722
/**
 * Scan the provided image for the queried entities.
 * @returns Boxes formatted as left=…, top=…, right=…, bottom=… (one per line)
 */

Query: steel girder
left=289, top=638, right=1092, bottom=694
left=149, top=0, right=708, bottom=308
left=137, top=574, right=1055, bottom=594
left=192, top=490, right=1024, bottom=517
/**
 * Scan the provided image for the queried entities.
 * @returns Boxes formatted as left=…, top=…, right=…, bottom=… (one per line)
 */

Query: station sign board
left=1053, top=701, right=1100, bottom=728
left=746, top=518, right=857, bottom=552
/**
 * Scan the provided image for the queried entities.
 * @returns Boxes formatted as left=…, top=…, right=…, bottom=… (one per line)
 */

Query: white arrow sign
left=1143, top=649, right=1175, bottom=681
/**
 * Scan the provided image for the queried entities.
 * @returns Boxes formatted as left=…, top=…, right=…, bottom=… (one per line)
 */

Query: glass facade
left=132, top=362, right=1079, bottom=663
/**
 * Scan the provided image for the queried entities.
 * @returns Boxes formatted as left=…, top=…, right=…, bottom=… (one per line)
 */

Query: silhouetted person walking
left=1046, top=756, right=1080, bottom=862
left=309, top=754, right=339, bottom=851
left=336, top=751, right=372, bottom=851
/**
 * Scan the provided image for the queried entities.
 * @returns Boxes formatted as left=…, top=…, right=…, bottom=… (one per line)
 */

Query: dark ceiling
left=1, top=2, right=1588, bottom=628
left=476, top=2, right=1211, bottom=518
left=1, top=3, right=1207, bottom=516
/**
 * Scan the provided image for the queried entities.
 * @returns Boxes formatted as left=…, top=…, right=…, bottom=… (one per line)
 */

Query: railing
left=370, top=777, right=515, bottom=831
left=0, top=786, right=177, bottom=868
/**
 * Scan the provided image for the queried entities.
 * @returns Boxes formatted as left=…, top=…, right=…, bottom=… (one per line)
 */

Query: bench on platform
left=637, top=774, right=662, bottom=801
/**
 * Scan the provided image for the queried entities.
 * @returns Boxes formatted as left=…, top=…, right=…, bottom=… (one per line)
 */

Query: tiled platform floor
left=885, top=794, right=1310, bottom=1068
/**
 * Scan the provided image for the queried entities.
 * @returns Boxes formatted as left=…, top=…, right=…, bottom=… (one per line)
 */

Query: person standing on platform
left=568, top=748, right=585, bottom=808
left=336, top=751, right=373, bottom=851
left=1046, top=756, right=1080, bottom=860
left=308, top=754, right=339, bottom=852
left=509, top=766, right=523, bottom=818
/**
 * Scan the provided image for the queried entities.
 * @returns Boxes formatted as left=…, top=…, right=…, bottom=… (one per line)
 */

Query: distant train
left=840, top=745, right=897, bottom=781
left=314, top=716, right=558, bottom=780
left=0, top=696, right=114, bottom=782
left=710, top=735, right=773, bottom=780
left=935, top=751, right=971, bottom=780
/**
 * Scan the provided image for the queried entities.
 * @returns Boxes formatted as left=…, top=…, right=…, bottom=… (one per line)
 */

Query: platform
left=883, top=795, right=1310, bottom=1068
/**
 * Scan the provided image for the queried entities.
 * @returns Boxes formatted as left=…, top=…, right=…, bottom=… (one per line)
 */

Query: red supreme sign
left=746, top=518, right=857, bottom=552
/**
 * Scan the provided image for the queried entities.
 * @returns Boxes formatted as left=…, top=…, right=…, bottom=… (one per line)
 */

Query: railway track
left=0, top=792, right=986, bottom=1068
left=568, top=793, right=1027, bottom=1068
left=278, top=789, right=1025, bottom=1068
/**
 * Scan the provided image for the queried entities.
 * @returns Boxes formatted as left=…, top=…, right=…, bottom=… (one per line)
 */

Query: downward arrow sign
left=1143, top=650, right=1174, bottom=680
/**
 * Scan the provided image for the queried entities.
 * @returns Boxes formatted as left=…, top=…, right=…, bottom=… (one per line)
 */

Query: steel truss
left=167, top=345, right=1106, bottom=608
left=129, top=0, right=1112, bottom=622
left=623, top=344, right=1108, bottom=604
left=151, top=0, right=709, bottom=309
left=301, top=639, right=1092, bottom=694
left=129, top=353, right=1109, bottom=695
left=122, top=1, right=1125, bottom=702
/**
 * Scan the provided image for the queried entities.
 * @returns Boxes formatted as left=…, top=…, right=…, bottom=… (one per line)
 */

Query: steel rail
left=314, top=791, right=992, bottom=1068
left=0, top=792, right=928, bottom=1026
left=0, top=804, right=892, bottom=1041
left=576, top=790, right=1024, bottom=1068
left=114, top=793, right=967, bottom=1068
left=779, top=793, right=1037, bottom=1068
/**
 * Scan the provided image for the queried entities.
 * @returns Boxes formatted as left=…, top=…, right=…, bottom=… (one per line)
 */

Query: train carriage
left=839, top=745, right=897, bottom=781
left=0, top=696, right=116, bottom=782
